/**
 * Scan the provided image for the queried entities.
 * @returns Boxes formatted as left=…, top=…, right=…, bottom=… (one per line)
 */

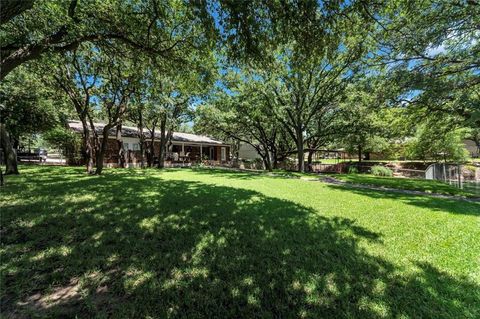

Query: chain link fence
left=425, top=163, right=480, bottom=195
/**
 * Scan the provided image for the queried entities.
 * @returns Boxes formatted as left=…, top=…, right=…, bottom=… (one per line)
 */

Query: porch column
left=182, top=143, right=184, bottom=155
left=200, top=144, right=203, bottom=159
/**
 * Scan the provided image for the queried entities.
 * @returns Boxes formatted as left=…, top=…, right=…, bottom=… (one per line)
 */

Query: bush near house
left=371, top=165, right=393, bottom=177
left=347, top=166, right=359, bottom=174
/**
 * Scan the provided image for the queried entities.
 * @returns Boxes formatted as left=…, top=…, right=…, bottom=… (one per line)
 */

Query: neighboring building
left=68, top=121, right=230, bottom=166
left=464, top=139, right=479, bottom=158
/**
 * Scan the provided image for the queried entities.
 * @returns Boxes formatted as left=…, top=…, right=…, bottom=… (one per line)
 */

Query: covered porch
left=166, top=142, right=229, bottom=164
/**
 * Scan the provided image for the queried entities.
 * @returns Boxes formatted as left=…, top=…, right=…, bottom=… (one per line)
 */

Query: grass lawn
left=334, top=174, right=480, bottom=197
left=1, top=166, right=479, bottom=318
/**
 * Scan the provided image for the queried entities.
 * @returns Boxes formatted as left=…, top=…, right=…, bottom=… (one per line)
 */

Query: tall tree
left=195, top=71, right=291, bottom=171
left=368, top=1, right=480, bottom=128
left=94, top=49, right=137, bottom=174
left=53, top=47, right=100, bottom=174
left=1, top=0, right=215, bottom=80
left=0, top=66, right=61, bottom=174
left=261, top=42, right=366, bottom=171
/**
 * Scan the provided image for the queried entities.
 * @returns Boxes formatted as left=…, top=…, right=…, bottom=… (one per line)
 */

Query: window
left=132, top=143, right=140, bottom=151
left=123, top=143, right=129, bottom=150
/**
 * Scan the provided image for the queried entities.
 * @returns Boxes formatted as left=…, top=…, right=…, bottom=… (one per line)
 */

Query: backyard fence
left=425, top=163, right=462, bottom=187
left=305, top=161, right=480, bottom=195
left=425, top=163, right=480, bottom=195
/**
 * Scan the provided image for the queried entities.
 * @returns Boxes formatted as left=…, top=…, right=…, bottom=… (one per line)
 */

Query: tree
left=368, top=1, right=480, bottom=126
left=43, top=126, right=82, bottom=165
left=1, top=0, right=215, bottom=80
left=261, top=43, right=366, bottom=171
left=52, top=47, right=100, bottom=174
left=0, top=0, right=35, bottom=25
left=94, top=49, right=137, bottom=174
left=0, top=66, right=61, bottom=174
left=406, top=124, right=469, bottom=163
left=195, top=70, right=290, bottom=171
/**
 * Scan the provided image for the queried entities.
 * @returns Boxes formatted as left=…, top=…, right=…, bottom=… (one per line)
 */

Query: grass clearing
left=1, top=166, right=479, bottom=318
left=334, top=174, right=479, bottom=197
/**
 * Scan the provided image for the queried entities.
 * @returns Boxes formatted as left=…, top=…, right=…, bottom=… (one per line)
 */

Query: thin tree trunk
left=146, top=126, right=156, bottom=167
left=139, top=137, right=145, bottom=169
left=80, top=119, right=95, bottom=174
left=296, top=128, right=304, bottom=172
left=261, top=154, right=273, bottom=172
left=358, top=145, right=362, bottom=163
left=307, top=150, right=314, bottom=172
left=474, top=138, right=480, bottom=156
left=158, top=115, right=167, bottom=169
left=0, top=123, right=19, bottom=175
left=116, top=123, right=125, bottom=168
left=148, top=136, right=155, bottom=167
left=265, top=155, right=272, bottom=172
left=85, top=136, right=94, bottom=174
left=138, top=116, right=145, bottom=169
left=95, top=127, right=111, bottom=175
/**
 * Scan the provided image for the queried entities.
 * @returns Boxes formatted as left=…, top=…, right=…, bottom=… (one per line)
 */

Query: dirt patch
left=8, top=269, right=123, bottom=318
left=9, top=278, right=83, bottom=318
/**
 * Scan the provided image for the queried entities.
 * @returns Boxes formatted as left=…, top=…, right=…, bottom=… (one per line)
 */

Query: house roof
left=67, top=120, right=227, bottom=145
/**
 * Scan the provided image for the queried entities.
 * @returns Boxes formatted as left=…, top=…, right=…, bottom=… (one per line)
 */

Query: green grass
left=334, top=174, right=479, bottom=197
left=1, top=166, right=479, bottom=318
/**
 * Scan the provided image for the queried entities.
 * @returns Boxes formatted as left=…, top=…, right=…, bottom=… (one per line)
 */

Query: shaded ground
left=1, top=166, right=479, bottom=318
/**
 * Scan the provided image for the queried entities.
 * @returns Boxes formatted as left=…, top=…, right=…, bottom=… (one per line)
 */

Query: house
left=68, top=121, right=230, bottom=167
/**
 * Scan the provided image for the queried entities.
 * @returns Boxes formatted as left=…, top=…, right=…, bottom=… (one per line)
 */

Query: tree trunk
left=358, top=145, right=362, bottom=163
left=261, top=154, right=272, bottom=172
left=474, top=138, right=480, bottom=156
left=139, top=138, right=145, bottom=169
left=138, top=118, right=145, bottom=169
left=307, top=150, right=314, bottom=172
left=1, top=0, right=35, bottom=26
left=272, top=158, right=278, bottom=170
left=158, top=116, right=167, bottom=169
left=85, top=136, right=94, bottom=174
left=0, top=123, right=19, bottom=175
left=116, top=123, right=125, bottom=168
left=80, top=119, right=95, bottom=174
left=95, top=127, right=111, bottom=175
left=148, top=131, right=156, bottom=168
left=296, top=128, right=305, bottom=172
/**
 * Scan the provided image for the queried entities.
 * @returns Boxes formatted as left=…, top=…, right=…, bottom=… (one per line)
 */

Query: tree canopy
left=1, top=0, right=478, bottom=175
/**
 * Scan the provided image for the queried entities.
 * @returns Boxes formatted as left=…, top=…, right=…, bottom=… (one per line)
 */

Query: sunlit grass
left=1, top=166, right=479, bottom=318
left=334, top=174, right=479, bottom=197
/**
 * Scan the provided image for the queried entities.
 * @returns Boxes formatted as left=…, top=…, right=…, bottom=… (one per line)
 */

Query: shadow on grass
left=188, top=167, right=269, bottom=180
left=1, top=169, right=479, bottom=318
left=325, top=183, right=480, bottom=217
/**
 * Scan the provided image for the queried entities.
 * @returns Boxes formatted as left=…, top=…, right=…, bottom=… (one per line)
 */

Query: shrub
left=371, top=165, right=393, bottom=177
left=347, top=166, right=358, bottom=174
